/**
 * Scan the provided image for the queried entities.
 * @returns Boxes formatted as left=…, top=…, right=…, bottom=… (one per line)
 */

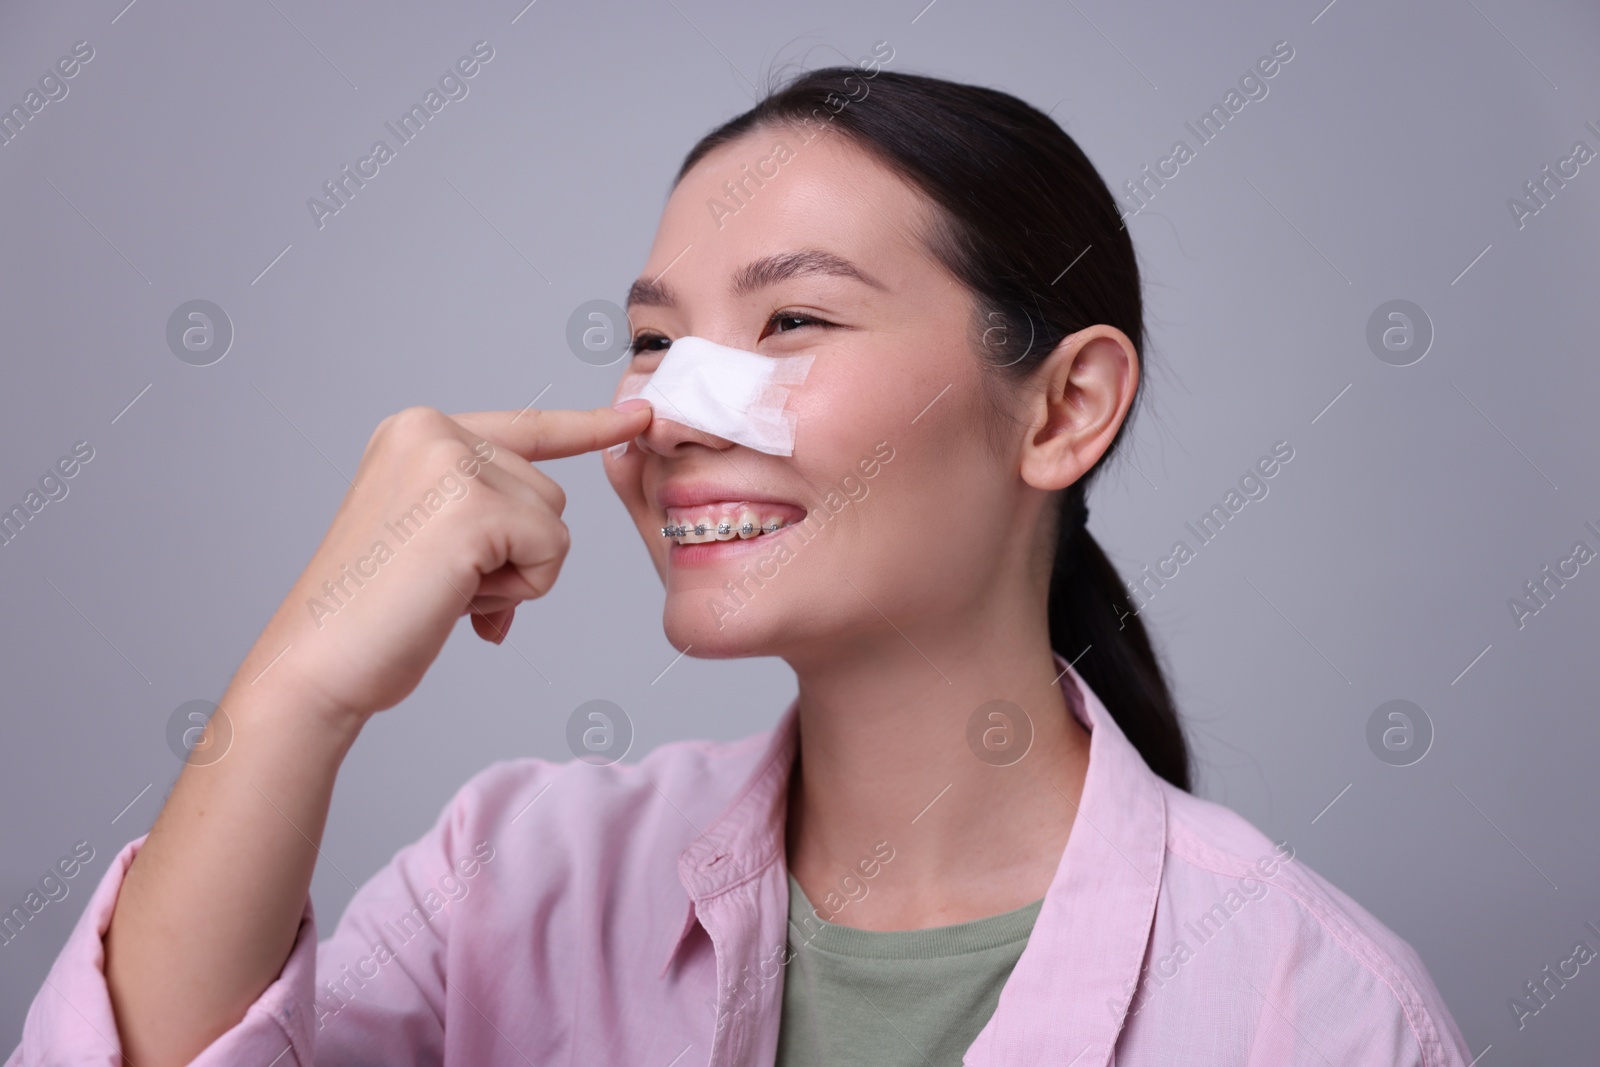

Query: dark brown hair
left=674, top=66, right=1190, bottom=790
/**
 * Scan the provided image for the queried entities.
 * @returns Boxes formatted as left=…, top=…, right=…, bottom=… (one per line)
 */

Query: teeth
left=660, top=505, right=798, bottom=543
left=737, top=507, right=760, bottom=539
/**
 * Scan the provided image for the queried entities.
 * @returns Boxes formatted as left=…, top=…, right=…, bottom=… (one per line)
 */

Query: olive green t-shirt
left=774, top=873, right=1044, bottom=1067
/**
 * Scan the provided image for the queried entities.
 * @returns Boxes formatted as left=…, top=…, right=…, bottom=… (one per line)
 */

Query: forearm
left=104, top=676, right=363, bottom=1067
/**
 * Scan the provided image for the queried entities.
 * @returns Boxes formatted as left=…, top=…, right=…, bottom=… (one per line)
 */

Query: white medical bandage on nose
left=614, top=335, right=815, bottom=456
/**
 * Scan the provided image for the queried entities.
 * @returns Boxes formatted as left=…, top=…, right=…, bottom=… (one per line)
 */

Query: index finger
left=450, top=402, right=652, bottom=462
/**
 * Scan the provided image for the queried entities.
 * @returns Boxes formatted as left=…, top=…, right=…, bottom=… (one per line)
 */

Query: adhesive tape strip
left=614, top=335, right=814, bottom=456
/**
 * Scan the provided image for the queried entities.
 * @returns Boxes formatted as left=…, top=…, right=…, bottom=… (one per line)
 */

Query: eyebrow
left=625, top=248, right=886, bottom=309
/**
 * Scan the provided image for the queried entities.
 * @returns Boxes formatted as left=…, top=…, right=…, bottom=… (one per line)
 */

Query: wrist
left=216, top=672, right=369, bottom=765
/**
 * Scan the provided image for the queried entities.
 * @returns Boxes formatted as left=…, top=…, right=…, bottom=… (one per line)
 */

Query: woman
left=10, top=66, right=1471, bottom=1066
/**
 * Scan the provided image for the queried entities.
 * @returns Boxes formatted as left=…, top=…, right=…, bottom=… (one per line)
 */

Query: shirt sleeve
left=6, top=782, right=471, bottom=1066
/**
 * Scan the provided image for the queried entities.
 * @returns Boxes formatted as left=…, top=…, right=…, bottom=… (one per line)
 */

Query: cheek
left=811, top=384, right=995, bottom=578
left=791, top=366, right=905, bottom=456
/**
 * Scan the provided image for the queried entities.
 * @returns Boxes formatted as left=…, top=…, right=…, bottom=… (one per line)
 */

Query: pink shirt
left=7, top=654, right=1473, bottom=1065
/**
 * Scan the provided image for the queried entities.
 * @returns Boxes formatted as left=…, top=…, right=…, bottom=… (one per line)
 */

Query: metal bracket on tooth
left=660, top=520, right=788, bottom=538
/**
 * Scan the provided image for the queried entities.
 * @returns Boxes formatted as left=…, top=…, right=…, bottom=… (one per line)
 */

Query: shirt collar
left=966, top=651, right=1168, bottom=1066
left=658, top=652, right=1168, bottom=1067
left=659, top=694, right=800, bottom=976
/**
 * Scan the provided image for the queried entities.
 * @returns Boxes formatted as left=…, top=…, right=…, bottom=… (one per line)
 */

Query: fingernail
left=607, top=441, right=628, bottom=459
left=613, top=398, right=650, bottom=413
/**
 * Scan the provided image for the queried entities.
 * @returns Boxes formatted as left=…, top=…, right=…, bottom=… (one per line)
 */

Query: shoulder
left=1146, top=783, right=1470, bottom=1065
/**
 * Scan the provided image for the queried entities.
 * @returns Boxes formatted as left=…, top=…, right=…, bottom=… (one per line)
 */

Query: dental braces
left=660, top=519, right=792, bottom=538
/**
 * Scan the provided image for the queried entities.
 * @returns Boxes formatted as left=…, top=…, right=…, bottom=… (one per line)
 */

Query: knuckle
left=385, top=405, right=447, bottom=441
left=420, top=436, right=472, bottom=474
left=369, top=406, right=448, bottom=463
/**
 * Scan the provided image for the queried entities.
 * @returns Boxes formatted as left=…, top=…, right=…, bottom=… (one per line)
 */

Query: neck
left=782, top=607, right=1090, bottom=931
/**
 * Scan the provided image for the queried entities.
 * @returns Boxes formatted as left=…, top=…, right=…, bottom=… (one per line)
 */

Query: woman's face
left=605, top=125, right=1038, bottom=661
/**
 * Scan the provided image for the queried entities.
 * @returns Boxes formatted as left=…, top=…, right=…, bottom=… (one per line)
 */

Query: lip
left=655, top=482, right=806, bottom=514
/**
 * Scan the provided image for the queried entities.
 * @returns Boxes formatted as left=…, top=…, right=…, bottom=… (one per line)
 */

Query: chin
left=662, top=598, right=789, bottom=660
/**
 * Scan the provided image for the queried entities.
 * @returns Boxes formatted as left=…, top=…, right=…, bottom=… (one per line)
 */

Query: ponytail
left=1049, top=488, right=1191, bottom=790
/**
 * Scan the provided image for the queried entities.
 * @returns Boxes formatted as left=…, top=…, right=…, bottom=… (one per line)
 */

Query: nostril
left=635, top=422, right=712, bottom=455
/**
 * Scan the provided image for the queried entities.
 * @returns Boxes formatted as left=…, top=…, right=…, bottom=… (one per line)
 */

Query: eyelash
left=627, top=312, right=827, bottom=356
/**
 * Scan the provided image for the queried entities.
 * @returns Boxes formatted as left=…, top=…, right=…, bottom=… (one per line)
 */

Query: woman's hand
left=104, top=399, right=650, bottom=1067
left=237, top=401, right=652, bottom=729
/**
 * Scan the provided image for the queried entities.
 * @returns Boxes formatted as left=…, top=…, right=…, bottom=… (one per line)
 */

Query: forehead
left=632, top=126, right=941, bottom=303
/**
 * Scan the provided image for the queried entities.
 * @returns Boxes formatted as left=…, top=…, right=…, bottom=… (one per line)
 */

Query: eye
left=763, top=311, right=828, bottom=339
left=628, top=313, right=829, bottom=356
left=626, top=331, right=671, bottom=357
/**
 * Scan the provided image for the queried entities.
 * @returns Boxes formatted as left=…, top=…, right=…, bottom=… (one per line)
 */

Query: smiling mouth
left=658, top=501, right=807, bottom=545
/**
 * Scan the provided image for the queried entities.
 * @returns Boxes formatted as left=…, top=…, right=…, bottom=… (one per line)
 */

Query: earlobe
left=1021, top=412, right=1083, bottom=491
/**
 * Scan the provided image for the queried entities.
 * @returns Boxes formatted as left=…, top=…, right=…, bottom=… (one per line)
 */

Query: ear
left=1019, top=324, right=1139, bottom=492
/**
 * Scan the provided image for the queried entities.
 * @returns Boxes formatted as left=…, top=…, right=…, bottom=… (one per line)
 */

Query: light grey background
left=2, top=0, right=1597, bottom=1060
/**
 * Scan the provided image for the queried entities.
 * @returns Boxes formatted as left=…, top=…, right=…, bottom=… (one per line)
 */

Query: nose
left=632, top=405, right=737, bottom=456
